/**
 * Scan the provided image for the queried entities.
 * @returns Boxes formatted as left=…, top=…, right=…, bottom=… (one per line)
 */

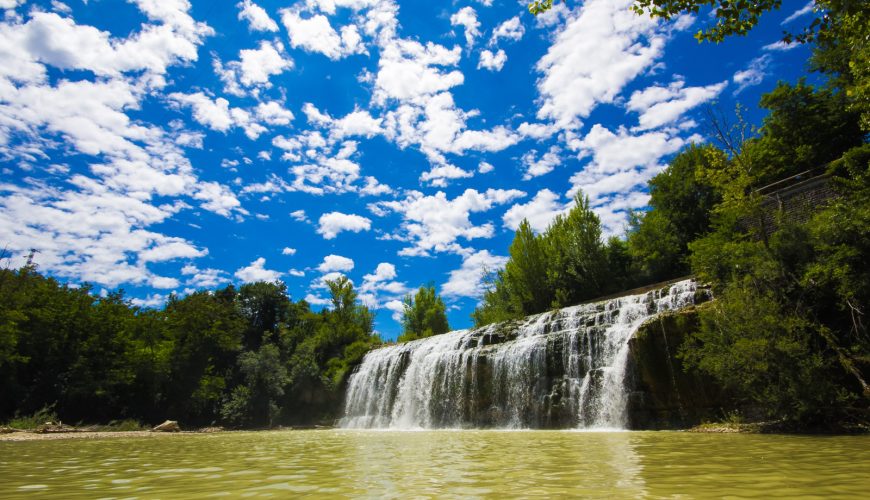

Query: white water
left=341, top=280, right=700, bottom=430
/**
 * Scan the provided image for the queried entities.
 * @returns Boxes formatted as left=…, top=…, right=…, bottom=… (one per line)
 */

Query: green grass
left=4, top=406, right=58, bottom=430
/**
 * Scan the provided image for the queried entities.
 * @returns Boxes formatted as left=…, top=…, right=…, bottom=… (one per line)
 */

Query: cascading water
left=341, top=280, right=701, bottom=430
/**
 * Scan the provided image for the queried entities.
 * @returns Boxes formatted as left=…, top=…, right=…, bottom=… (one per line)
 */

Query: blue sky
left=0, top=0, right=818, bottom=339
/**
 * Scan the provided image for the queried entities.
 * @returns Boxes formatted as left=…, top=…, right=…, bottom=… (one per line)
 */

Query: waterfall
left=341, top=280, right=700, bottom=430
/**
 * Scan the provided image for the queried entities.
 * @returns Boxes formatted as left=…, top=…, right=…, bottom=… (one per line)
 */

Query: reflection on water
left=1, top=430, right=868, bottom=498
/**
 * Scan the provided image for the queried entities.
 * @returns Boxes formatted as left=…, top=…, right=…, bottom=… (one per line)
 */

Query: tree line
left=0, top=270, right=382, bottom=428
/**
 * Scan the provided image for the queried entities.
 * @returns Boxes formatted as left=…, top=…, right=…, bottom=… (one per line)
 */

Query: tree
left=628, top=144, right=723, bottom=282
left=398, top=284, right=450, bottom=343
left=221, top=342, right=289, bottom=427
left=504, top=220, right=553, bottom=314
left=236, top=281, right=292, bottom=351
left=543, top=193, right=608, bottom=307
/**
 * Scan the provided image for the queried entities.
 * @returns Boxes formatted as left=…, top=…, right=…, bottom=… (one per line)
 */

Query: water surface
left=1, top=430, right=867, bottom=498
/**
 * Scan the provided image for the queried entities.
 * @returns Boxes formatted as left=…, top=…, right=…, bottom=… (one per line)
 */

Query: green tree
left=504, top=219, right=552, bottom=314
left=628, top=144, right=723, bottom=282
left=543, top=193, right=608, bottom=308
left=236, top=281, right=292, bottom=351
left=163, top=288, right=245, bottom=425
left=221, top=342, right=289, bottom=427
left=398, top=284, right=451, bottom=343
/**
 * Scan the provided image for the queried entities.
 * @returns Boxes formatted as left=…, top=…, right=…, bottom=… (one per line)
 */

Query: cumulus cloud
left=478, top=49, right=506, bottom=71
left=442, top=249, right=508, bottom=298
left=503, top=189, right=567, bottom=233
left=317, top=254, right=355, bottom=273
left=215, top=40, right=293, bottom=96
left=237, top=0, right=279, bottom=32
left=182, top=263, right=229, bottom=288
left=369, top=188, right=525, bottom=256
left=490, top=16, right=524, bottom=45
left=168, top=92, right=268, bottom=139
left=280, top=8, right=366, bottom=60
left=450, top=6, right=480, bottom=48
left=535, top=0, right=680, bottom=129
left=235, top=257, right=283, bottom=282
left=281, top=247, right=297, bottom=255
left=522, top=145, right=562, bottom=180
left=626, top=79, right=727, bottom=130
left=317, top=211, right=372, bottom=239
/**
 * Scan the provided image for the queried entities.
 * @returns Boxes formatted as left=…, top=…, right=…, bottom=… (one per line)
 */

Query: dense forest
left=0, top=270, right=385, bottom=428
left=477, top=0, right=869, bottom=427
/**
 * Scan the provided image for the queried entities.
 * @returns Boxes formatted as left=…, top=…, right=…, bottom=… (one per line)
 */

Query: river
left=1, top=430, right=868, bottom=498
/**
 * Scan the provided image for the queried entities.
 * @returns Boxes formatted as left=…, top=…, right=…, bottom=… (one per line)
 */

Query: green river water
left=1, top=430, right=868, bottom=498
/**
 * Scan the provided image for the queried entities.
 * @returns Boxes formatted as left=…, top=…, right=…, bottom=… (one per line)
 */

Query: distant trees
left=0, top=268, right=381, bottom=428
left=398, top=284, right=450, bottom=343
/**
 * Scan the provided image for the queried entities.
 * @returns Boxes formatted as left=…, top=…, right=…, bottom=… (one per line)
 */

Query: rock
left=197, top=426, right=223, bottom=433
left=152, top=420, right=181, bottom=432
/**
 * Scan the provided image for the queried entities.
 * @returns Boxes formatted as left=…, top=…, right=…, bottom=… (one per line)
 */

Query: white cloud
left=535, top=0, right=675, bottom=129
left=450, top=6, right=480, bottom=47
left=782, top=1, right=815, bottom=24
left=256, top=100, right=295, bottom=126
left=216, top=40, right=293, bottom=96
left=0, top=11, right=211, bottom=79
left=357, top=261, right=410, bottom=310
left=503, top=189, right=567, bottom=233
left=280, top=9, right=365, bottom=60
left=627, top=79, right=727, bottom=130
left=384, top=299, right=405, bottom=322
left=290, top=209, right=310, bottom=222
left=304, top=293, right=332, bottom=306
left=130, top=293, right=168, bottom=308
left=317, top=211, right=372, bottom=239
left=733, top=54, right=771, bottom=94
left=288, top=268, right=305, bottom=277
left=0, top=0, right=256, bottom=294
left=317, top=254, right=355, bottom=272
left=235, top=257, right=283, bottom=282
left=182, top=263, right=229, bottom=288
left=442, top=249, right=508, bottom=298
left=282, top=247, right=297, bottom=255
left=420, top=163, right=474, bottom=187
left=237, top=0, right=279, bottom=32
left=478, top=161, right=494, bottom=174
left=763, top=40, right=799, bottom=52
left=168, top=92, right=269, bottom=139
left=522, top=145, right=562, bottom=180
left=490, top=16, right=524, bottom=45
left=374, top=39, right=463, bottom=103
left=369, top=188, right=525, bottom=256
left=478, top=49, right=506, bottom=71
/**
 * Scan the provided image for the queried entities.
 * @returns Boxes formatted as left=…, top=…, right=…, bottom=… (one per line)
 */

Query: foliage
left=628, top=144, right=722, bottom=282
left=0, top=267, right=381, bottom=428
left=398, top=284, right=450, bottom=343
left=5, top=406, right=58, bottom=430
left=473, top=192, right=621, bottom=326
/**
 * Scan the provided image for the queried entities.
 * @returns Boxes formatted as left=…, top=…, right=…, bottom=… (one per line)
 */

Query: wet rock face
left=624, top=307, right=732, bottom=429
left=342, top=280, right=718, bottom=430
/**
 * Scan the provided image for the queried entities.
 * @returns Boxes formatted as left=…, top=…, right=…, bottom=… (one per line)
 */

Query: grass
left=3, top=407, right=146, bottom=432
left=4, top=406, right=58, bottom=430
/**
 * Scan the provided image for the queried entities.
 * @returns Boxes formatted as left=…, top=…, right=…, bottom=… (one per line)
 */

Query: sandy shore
left=0, top=430, right=194, bottom=442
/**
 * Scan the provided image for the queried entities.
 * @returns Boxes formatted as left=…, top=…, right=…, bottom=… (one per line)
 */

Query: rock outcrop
left=152, top=420, right=181, bottom=432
